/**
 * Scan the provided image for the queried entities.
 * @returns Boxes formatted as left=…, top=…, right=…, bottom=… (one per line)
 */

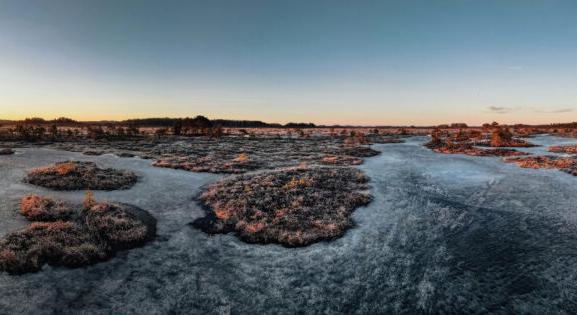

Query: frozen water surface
left=2, top=137, right=577, bottom=314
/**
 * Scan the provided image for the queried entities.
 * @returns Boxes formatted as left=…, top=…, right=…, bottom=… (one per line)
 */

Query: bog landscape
left=2, top=1, right=577, bottom=314
left=2, top=118, right=577, bottom=313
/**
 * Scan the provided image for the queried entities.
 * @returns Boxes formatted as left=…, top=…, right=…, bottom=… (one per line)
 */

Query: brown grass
left=192, top=167, right=371, bottom=247
left=505, top=156, right=577, bottom=170
left=55, top=161, right=78, bottom=175
left=20, top=195, right=75, bottom=221
left=0, top=221, right=106, bottom=274
left=0, top=195, right=156, bottom=275
left=548, top=145, right=577, bottom=154
left=424, top=132, right=527, bottom=157
left=25, top=161, right=137, bottom=191
left=85, top=203, right=154, bottom=250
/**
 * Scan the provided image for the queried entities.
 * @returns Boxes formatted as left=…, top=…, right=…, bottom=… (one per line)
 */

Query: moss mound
left=192, top=167, right=371, bottom=247
left=24, top=161, right=137, bottom=190
left=0, top=195, right=156, bottom=275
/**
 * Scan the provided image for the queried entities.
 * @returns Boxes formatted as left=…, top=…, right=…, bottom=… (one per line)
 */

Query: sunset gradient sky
left=1, top=0, right=576, bottom=125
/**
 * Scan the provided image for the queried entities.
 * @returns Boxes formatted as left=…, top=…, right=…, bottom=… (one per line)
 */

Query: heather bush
left=424, top=130, right=526, bottom=157
left=20, top=195, right=75, bottom=221
left=85, top=202, right=156, bottom=250
left=548, top=145, right=577, bottom=154
left=505, top=156, right=577, bottom=170
left=0, top=195, right=156, bottom=274
left=25, top=161, right=137, bottom=190
left=0, top=221, right=106, bottom=274
left=193, top=167, right=371, bottom=247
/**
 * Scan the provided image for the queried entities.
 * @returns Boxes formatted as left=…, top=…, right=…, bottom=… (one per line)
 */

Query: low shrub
left=85, top=203, right=156, bottom=250
left=548, top=145, right=577, bottom=154
left=0, top=221, right=106, bottom=274
left=24, top=161, right=137, bottom=190
left=193, top=167, right=371, bottom=247
left=0, top=195, right=156, bottom=275
left=20, top=195, right=75, bottom=221
left=505, top=156, right=577, bottom=170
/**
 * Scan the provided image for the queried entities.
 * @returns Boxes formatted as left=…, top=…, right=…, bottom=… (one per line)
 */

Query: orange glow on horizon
left=2, top=108, right=576, bottom=127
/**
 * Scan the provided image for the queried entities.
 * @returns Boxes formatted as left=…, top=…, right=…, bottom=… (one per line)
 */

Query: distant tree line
left=123, top=116, right=316, bottom=129
left=13, top=117, right=80, bottom=126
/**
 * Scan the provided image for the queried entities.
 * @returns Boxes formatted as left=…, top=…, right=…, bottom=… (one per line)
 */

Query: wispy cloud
left=487, top=106, right=574, bottom=115
left=534, top=108, right=574, bottom=113
left=487, top=106, right=514, bottom=114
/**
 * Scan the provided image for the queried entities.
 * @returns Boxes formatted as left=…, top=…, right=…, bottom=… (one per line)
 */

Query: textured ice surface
left=1, top=139, right=577, bottom=314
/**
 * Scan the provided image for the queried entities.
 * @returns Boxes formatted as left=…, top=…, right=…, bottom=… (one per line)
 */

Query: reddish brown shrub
left=505, top=156, right=577, bottom=170
left=193, top=167, right=371, bottom=247
left=25, top=161, right=137, bottom=191
left=0, top=195, right=156, bottom=275
left=548, top=145, right=577, bottom=154
left=20, top=195, right=74, bottom=221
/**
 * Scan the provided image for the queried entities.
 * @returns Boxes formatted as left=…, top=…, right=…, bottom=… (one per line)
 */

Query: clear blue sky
left=1, top=0, right=576, bottom=125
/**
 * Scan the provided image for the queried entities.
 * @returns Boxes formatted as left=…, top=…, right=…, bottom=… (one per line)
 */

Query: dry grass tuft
left=504, top=155, right=577, bottom=177
left=85, top=202, right=155, bottom=250
left=0, top=221, right=106, bottom=274
left=548, top=145, right=577, bottom=154
left=83, top=190, right=96, bottom=210
left=424, top=131, right=527, bottom=157
left=193, top=167, right=371, bottom=247
left=0, top=195, right=156, bottom=275
left=20, top=194, right=75, bottom=221
left=25, top=161, right=137, bottom=191
left=148, top=136, right=382, bottom=174
left=55, top=161, right=78, bottom=175
left=505, top=156, right=577, bottom=170
left=236, top=153, right=249, bottom=163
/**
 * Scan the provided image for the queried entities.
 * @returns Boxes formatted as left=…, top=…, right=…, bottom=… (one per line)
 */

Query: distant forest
left=2, top=116, right=577, bottom=129
left=0, top=116, right=317, bottom=128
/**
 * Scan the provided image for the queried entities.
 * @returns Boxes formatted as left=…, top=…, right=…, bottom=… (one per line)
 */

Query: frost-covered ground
left=2, top=137, right=577, bottom=314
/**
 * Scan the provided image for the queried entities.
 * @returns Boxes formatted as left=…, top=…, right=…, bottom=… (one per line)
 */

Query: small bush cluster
left=24, top=161, right=137, bottom=190
left=85, top=203, right=155, bottom=250
left=192, top=167, right=371, bottom=247
left=40, top=133, right=388, bottom=174
left=505, top=156, right=577, bottom=170
left=20, top=195, right=75, bottom=221
left=320, top=155, right=363, bottom=165
left=0, top=195, right=156, bottom=274
left=339, top=146, right=381, bottom=158
left=153, top=155, right=261, bottom=174
left=0, top=221, right=107, bottom=274
left=548, top=145, right=577, bottom=154
left=425, top=139, right=525, bottom=157
left=425, top=130, right=527, bottom=157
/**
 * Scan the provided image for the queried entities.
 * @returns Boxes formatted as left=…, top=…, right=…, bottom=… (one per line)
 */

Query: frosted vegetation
left=193, top=167, right=371, bottom=247
left=0, top=194, right=156, bottom=274
left=1, top=134, right=577, bottom=312
left=24, top=161, right=137, bottom=191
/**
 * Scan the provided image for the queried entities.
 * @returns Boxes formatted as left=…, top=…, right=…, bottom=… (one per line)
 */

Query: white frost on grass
left=1, top=138, right=577, bottom=313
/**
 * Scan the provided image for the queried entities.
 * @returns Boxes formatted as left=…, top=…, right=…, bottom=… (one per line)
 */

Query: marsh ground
left=1, top=135, right=577, bottom=313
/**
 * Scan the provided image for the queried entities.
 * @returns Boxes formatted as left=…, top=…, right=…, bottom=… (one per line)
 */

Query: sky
left=0, top=0, right=576, bottom=126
